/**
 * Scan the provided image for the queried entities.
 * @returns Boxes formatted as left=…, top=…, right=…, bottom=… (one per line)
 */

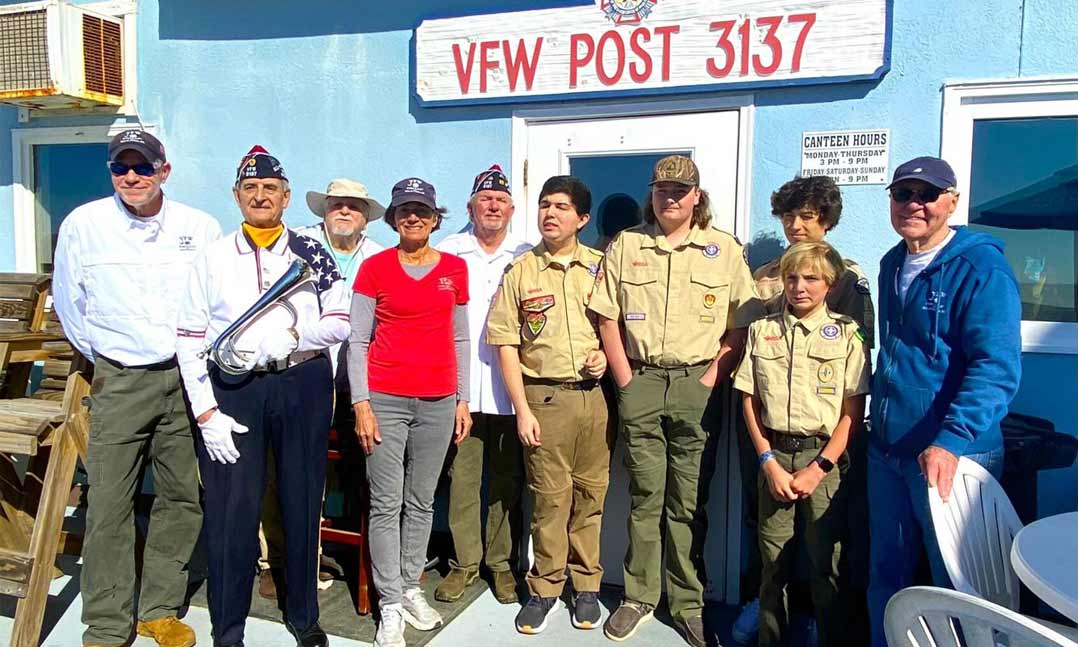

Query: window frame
left=941, top=77, right=1078, bottom=355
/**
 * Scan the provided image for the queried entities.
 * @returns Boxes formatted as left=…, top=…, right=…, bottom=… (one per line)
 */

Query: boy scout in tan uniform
left=487, top=175, right=611, bottom=635
left=755, top=258, right=874, bottom=347
left=733, top=241, right=869, bottom=647
left=589, top=155, right=763, bottom=647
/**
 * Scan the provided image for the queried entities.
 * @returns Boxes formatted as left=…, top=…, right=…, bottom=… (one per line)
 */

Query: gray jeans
left=366, top=391, right=455, bottom=607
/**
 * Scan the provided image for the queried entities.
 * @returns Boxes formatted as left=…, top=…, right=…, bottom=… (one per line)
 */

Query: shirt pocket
left=620, top=267, right=658, bottom=322
left=751, top=339, right=788, bottom=388
left=807, top=339, right=847, bottom=411
left=82, top=252, right=143, bottom=319
left=690, top=272, right=730, bottom=328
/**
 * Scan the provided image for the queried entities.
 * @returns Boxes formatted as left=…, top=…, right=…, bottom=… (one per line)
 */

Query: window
left=942, top=78, right=1078, bottom=354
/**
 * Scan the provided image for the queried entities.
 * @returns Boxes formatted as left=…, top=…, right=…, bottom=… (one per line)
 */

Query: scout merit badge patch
left=817, top=363, right=835, bottom=383
left=820, top=324, right=840, bottom=340
left=703, top=293, right=716, bottom=309
left=522, top=294, right=555, bottom=336
left=703, top=243, right=720, bottom=259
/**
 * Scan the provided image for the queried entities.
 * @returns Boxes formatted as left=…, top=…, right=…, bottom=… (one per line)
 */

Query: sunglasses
left=889, top=186, right=951, bottom=204
left=108, top=161, right=158, bottom=177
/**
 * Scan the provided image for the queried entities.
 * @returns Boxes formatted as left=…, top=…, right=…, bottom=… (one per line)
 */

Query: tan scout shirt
left=733, top=305, right=869, bottom=437
left=754, top=257, right=876, bottom=348
left=588, top=223, right=763, bottom=366
left=486, top=242, right=604, bottom=382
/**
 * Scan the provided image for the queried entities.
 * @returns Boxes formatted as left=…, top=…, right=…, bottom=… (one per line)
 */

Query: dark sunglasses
left=107, top=161, right=158, bottom=177
left=889, top=186, right=951, bottom=204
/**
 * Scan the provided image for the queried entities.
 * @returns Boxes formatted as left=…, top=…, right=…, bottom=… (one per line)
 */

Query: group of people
left=51, top=128, right=1022, bottom=647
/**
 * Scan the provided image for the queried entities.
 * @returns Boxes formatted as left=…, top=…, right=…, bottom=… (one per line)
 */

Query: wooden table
left=1011, top=511, right=1078, bottom=623
left=0, top=332, right=67, bottom=399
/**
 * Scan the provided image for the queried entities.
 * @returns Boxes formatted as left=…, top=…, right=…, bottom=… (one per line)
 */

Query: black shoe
left=515, top=595, right=560, bottom=635
left=286, top=621, right=329, bottom=647
left=571, top=591, right=601, bottom=629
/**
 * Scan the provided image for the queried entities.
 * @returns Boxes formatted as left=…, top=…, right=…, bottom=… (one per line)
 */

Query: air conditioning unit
left=0, top=0, right=124, bottom=110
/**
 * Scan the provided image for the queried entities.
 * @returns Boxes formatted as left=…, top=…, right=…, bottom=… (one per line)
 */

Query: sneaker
left=434, top=566, right=479, bottom=602
left=375, top=603, right=407, bottom=647
left=790, top=613, right=818, bottom=647
left=674, top=615, right=708, bottom=647
left=603, top=600, right=654, bottom=642
left=731, top=598, right=760, bottom=643
left=514, top=595, right=561, bottom=635
left=401, top=587, right=443, bottom=630
left=571, top=591, right=602, bottom=630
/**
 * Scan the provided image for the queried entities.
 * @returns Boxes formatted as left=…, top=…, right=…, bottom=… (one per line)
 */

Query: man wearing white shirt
left=175, top=147, right=349, bottom=647
left=52, top=130, right=221, bottom=647
left=434, top=165, right=531, bottom=605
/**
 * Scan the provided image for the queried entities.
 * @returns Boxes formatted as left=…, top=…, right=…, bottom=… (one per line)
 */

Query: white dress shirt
left=437, top=225, right=531, bottom=414
left=52, top=194, right=222, bottom=366
left=175, top=228, right=351, bottom=417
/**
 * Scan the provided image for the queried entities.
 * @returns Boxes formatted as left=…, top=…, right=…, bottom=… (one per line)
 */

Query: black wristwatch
left=813, top=455, right=835, bottom=473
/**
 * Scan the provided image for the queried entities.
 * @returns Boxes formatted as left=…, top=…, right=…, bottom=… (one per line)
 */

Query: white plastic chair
left=885, top=586, right=1078, bottom=647
left=927, top=456, right=1024, bottom=610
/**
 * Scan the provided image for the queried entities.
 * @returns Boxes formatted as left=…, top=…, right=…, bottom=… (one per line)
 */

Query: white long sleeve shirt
left=175, top=228, right=350, bottom=417
left=51, top=194, right=222, bottom=365
left=436, top=226, right=531, bottom=414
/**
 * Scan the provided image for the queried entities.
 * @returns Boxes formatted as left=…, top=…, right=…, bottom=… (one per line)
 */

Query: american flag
left=289, top=233, right=342, bottom=293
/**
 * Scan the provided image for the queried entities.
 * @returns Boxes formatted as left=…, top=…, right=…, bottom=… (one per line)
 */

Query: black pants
left=197, top=356, right=333, bottom=646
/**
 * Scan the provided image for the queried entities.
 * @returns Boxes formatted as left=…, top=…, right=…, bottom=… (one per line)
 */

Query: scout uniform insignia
left=703, top=293, right=716, bottom=309
left=522, top=294, right=555, bottom=337
left=820, top=324, right=840, bottom=340
left=703, top=243, right=720, bottom=259
left=818, top=363, right=835, bottom=383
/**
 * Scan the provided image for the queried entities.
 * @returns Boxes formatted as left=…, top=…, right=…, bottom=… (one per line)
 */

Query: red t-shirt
left=353, top=249, right=469, bottom=398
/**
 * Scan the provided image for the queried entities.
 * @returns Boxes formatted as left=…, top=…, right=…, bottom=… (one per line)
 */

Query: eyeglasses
left=397, top=205, right=435, bottom=218
left=889, top=186, right=952, bottom=204
left=108, top=161, right=158, bottom=177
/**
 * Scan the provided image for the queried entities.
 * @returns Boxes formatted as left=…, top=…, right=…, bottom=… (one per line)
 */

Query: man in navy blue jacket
left=867, top=156, right=1022, bottom=646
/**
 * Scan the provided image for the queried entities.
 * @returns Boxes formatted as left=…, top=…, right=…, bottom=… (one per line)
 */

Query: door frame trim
left=11, top=120, right=154, bottom=271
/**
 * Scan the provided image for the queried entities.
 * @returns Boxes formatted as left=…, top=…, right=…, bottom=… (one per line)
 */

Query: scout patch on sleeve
left=526, top=312, right=548, bottom=336
left=816, top=385, right=837, bottom=396
left=521, top=294, right=555, bottom=313
left=820, top=324, right=840, bottom=340
left=856, top=277, right=872, bottom=295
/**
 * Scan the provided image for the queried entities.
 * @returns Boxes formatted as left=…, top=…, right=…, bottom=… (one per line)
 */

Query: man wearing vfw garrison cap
left=590, top=155, right=764, bottom=647
left=175, top=146, right=349, bottom=647
left=435, top=164, right=531, bottom=604
left=53, top=129, right=221, bottom=647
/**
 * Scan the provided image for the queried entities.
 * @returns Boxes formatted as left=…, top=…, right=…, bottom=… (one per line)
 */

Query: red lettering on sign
left=479, top=40, right=499, bottom=93
left=789, top=13, right=817, bottom=73
left=753, top=15, right=782, bottom=76
left=654, top=25, right=679, bottom=81
left=569, top=33, right=595, bottom=88
left=628, top=28, right=652, bottom=82
left=737, top=19, right=750, bottom=76
left=503, top=38, right=544, bottom=91
left=706, top=14, right=818, bottom=79
left=706, top=20, right=735, bottom=78
left=452, top=42, right=477, bottom=94
left=596, top=30, right=626, bottom=86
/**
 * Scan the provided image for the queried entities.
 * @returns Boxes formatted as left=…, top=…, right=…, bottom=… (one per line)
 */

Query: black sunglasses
left=108, top=161, right=158, bottom=177
left=889, top=186, right=950, bottom=204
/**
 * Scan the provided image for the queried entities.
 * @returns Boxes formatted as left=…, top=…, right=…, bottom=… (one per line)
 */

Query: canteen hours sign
left=801, top=129, right=890, bottom=185
left=414, top=0, right=890, bottom=105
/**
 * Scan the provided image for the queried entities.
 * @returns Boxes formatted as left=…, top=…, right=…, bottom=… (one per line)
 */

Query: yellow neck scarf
left=242, top=222, right=284, bottom=248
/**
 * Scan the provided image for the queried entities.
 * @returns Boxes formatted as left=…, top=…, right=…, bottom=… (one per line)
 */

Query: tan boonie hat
left=650, top=155, right=700, bottom=187
left=305, top=178, right=386, bottom=221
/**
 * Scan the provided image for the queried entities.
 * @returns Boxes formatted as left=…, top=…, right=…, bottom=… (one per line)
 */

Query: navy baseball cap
left=108, top=129, right=166, bottom=165
left=389, top=177, right=437, bottom=210
left=888, top=156, right=957, bottom=190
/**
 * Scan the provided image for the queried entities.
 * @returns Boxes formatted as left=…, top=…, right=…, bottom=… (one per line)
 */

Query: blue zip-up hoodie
left=870, top=227, right=1022, bottom=459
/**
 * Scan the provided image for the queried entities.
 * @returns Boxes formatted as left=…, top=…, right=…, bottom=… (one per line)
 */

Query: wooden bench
left=0, top=274, right=64, bottom=400
left=0, top=372, right=90, bottom=646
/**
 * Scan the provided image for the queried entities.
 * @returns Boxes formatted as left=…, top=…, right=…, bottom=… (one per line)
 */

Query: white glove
left=198, top=410, right=249, bottom=464
left=247, top=328, right=299, bottom=369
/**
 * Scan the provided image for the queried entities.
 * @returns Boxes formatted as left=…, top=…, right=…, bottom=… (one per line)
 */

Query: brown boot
left=136, top=615, right=196, bottom=647
left=258, top=568, right=280, bottom=600
left=492, top=570, right=518, bottom=604
left=434, top=566, right=478, bottom=602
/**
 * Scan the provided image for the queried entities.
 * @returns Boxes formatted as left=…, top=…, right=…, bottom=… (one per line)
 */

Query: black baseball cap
left=888, top=156, right=957, bottom=190
left=108, top=129, right=166, bottom=165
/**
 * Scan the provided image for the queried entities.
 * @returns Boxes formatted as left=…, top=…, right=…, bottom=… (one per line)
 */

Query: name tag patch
left=699, top=315, right=715, bottom=323
left=816, top=385, right=837, bottom=396
left=178, top=235, right=196, bottom=252
left=625, top=312, right=646, bottom=321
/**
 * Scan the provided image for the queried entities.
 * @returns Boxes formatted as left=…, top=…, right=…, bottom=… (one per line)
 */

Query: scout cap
left=236, top=145, right=287, bottom=184
left=389, top=177, right=437, bottom=211
left=109, top=129, right=166, bottom=165
left=471, top=164, right=511, bottom=195
left=306, top=178, right=386, bottom=221
left=888, top=156, right=957, bottom=190
left=650, top=155, right=700, bottom=186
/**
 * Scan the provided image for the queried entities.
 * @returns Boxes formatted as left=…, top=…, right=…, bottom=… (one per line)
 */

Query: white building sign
left=415, top=0, right=890, bottom=105
left=800, top=129, right=890, bottom=185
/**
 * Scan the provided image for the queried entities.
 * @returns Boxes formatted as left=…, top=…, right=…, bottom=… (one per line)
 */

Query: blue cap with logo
left=888, top=156, right=957, bottom=190
left=389, top=177, right=437, bottom=211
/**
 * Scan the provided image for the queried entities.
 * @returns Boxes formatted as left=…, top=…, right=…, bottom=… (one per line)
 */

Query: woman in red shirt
left=348, top=177, right=472, bottom=647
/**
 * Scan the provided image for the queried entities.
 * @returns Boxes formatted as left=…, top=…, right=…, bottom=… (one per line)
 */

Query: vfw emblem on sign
left=598, top=0, right=657, bottom=25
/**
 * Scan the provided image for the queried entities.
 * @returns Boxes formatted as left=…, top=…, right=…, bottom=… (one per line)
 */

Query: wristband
left=758, top=450, right=775, bottom=468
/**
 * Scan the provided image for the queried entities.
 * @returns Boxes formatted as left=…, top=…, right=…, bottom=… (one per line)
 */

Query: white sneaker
left=402, top=587, right=444, bottom=631
left=731, top=598, right=760, bottom=643
left=376, top=603, right=407, bottom=647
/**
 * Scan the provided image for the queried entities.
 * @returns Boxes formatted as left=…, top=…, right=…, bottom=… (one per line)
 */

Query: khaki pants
left=81, top=357, right=202, bottom=647
left=445, top=412, right=522, bottom=572
left=757, top=445, right=846, bottom=647
left=616, top=363, right=718, bottom=622
left=524, top=381, right=611, bottom=597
